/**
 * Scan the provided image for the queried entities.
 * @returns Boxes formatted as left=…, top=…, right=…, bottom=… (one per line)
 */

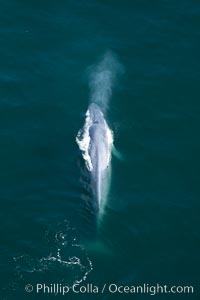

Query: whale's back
left=89, top=124, right=110, bottom=172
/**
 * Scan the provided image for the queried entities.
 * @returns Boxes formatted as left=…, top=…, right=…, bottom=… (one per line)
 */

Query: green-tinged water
left=0, top=1, right=200, bottom=299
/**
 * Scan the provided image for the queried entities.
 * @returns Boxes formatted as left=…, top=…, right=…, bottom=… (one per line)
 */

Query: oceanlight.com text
left=24, top=282, right=194, bottom=296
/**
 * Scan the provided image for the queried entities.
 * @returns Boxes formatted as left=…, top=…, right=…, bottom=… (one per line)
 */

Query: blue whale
left=76, top=103, right=113, bottom=210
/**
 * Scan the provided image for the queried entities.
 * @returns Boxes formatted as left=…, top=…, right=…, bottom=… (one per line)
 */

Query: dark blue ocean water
left=0, top=0, right=200, bottom=299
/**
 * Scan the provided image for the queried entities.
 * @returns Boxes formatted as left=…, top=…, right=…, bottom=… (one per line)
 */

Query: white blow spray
left=88, top=51, right=123, bottom=113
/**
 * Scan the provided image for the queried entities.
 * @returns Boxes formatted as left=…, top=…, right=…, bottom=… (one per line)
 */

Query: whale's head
left=88, top=103, right=105, bottom=125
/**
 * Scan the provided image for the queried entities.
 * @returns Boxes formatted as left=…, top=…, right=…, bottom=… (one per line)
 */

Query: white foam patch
left=11, top=221, right=93, bottom=290
left=76, top=109, right=114, bottom=172
left=76, top=109, right=93, bottom=171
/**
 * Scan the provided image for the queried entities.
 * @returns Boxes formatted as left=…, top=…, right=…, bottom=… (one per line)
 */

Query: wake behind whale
left=76, top=52, right=123, bottom=214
